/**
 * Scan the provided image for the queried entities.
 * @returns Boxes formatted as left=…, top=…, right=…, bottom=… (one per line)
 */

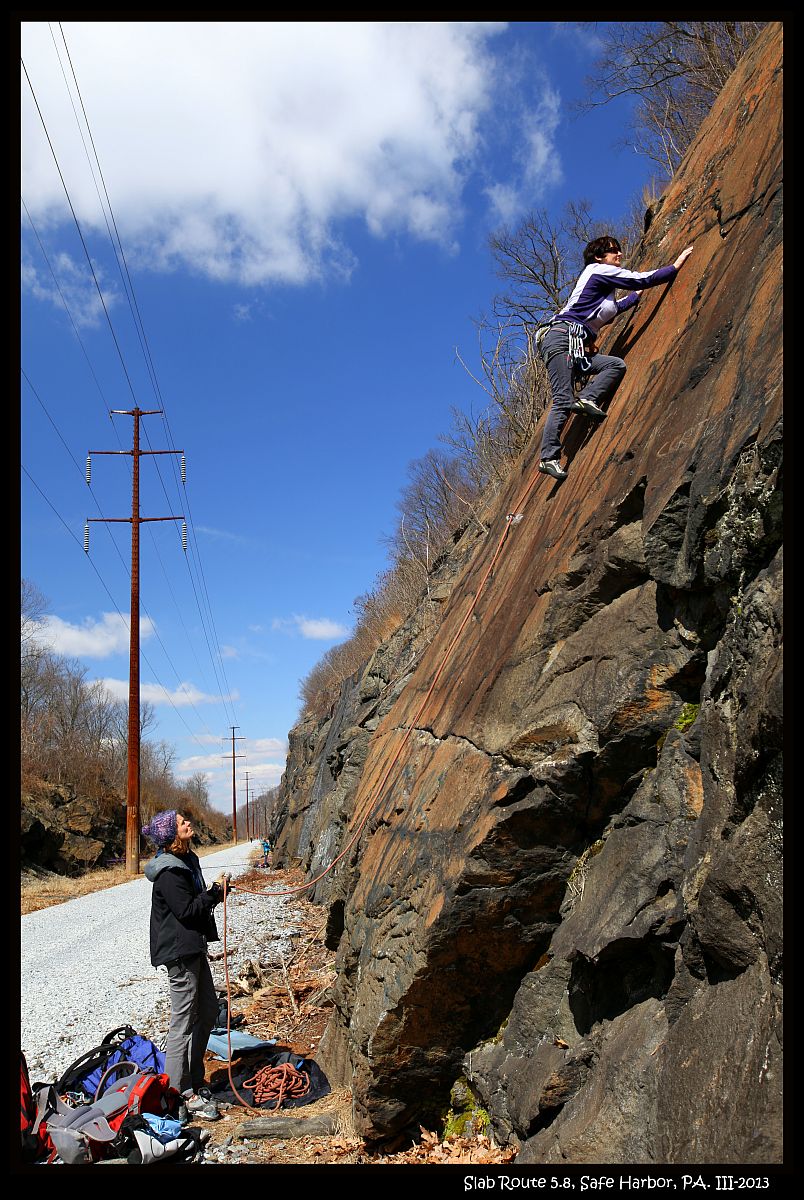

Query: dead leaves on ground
left=220, top=868, right=516, bottom=1166
left=372, top=1127, right=516, bottom=1165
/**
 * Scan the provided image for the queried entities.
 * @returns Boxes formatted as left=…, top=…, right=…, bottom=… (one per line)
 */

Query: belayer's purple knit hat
left=141, top=809, right=178, bottom=847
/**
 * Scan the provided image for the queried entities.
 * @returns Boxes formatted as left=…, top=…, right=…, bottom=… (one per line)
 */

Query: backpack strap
left=101, top=1025, right=137, bottom=1046
left=94, top=1059, right=138, bottom=1101
left=55, top=1026, right=136, bottom=1093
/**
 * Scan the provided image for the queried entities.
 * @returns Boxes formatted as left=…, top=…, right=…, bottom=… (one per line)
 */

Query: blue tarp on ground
left=206, top=1028, right=277, bottom=1061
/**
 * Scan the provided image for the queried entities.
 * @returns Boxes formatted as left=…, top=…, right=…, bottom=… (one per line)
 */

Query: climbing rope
left=230, top=456, right=545, bottom=904
left=219, top=456, right=548, bottom=1111
left=241, top=1062, right=310, bottom=1109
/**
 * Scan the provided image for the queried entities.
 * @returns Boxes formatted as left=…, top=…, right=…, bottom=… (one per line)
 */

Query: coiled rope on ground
left=241, top=1061, right=310, bottom=1109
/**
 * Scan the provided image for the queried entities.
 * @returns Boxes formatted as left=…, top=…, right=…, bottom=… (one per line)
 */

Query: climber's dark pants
left=539, top=326, right=626, bottom=461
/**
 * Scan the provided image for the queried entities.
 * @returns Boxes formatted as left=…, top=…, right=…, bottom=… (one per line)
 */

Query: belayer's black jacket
left=144, top=849, right=222, bottom=967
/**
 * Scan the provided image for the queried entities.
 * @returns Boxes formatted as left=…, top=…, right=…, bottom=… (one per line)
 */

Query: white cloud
left=21, top=249, right=119, bottom=328
left=178, top=753, right=230, bottom=773
left=485, top=182, right=523, bottom=226
left=249, top=738, right=287, bottom=758
left=175, top=754, right=284, bottom=787
left=297, top=616, right=350, bottom=639
left=484, top=81, right=564, bottom=226
left=244, top=762, right=285, bottom=785
left=100, top=678, right=230, bottom=707
left=272, top=614, right=349, bottom=640
left=221, top=645, right=239, bottom=659
left=21, top=21, right=508, bottom=287
left=32, top=611, right=154, bottom=658
left=521, top=86, right=563, bottom=190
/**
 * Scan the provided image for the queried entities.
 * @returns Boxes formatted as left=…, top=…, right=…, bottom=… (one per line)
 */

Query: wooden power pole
left=242, top=771, right=251, bottom=841
left=86, top=408, right=184, bottom=876
left=223, top=727, right=245, bottom=842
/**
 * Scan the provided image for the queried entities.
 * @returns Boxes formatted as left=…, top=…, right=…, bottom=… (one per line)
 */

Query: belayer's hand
left=213, top=872, right=232, bottom=888
left=674, top=245, right=694, bottom=269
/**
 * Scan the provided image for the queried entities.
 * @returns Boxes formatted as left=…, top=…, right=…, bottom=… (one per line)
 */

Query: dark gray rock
left=273, top=24, right=783, bottom=1164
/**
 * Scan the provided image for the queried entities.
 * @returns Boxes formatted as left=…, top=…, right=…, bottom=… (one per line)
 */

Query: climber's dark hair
left=584, top=236, right=622, bottom=266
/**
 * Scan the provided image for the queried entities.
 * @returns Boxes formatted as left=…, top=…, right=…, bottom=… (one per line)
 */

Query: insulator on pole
left=84, top=523, right=90, bottom=553
left=181, top=520, right=187, bottom=552
left=85, top=454, right=91, bottom=484
left=181, top=454, right=186, bottom=483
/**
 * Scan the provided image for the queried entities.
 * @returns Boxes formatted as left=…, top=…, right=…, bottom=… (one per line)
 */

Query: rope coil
left=241, top=1062, right=310, bottom=1109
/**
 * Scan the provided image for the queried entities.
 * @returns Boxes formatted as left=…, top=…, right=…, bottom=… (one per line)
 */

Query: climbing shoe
left=570, top=397, right=606, bottom=419
left=183, top=1088, right=221, bottom=1121
left=538, top=459, right=568, bottom=480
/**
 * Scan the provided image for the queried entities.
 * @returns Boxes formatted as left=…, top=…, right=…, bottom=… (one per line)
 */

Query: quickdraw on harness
left=535, top=318, right=593, bottom=374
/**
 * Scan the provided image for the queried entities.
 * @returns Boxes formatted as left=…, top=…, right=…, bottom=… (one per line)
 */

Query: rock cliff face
left=21, top=784, right=125, bottom=874
left=20, top=784, right=224, bottom=875
left=272, top=24, right=782, bottom=1163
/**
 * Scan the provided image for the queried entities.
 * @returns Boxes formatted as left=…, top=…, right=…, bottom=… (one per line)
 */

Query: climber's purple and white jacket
left=556, top=262, right=678, bottom=338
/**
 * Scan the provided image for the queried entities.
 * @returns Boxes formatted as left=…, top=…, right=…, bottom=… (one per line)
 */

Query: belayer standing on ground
left=537, top=236, right=694, bottom=480
left=143, top=810, right=231, bottom=1122
left=261, top=836, right=271, bottom=869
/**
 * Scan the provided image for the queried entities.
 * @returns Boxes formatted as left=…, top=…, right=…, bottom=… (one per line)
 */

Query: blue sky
left=21, top=20, right=654, bottom=814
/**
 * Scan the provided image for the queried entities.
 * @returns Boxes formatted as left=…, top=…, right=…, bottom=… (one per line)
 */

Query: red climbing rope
left=241, top=1062, right=310, bottom=1109
left=230, top=459, right=544, bottom=904
left=220, top=460, right=547, bottom=1111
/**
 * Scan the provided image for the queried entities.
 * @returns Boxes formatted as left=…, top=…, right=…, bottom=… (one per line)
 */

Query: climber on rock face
left=537, top=236, right=694, bottom=481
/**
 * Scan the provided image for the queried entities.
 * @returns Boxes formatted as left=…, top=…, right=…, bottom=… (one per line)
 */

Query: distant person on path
left=537, top=236, right=694, bottom=480
left=143, top=809, right=230, bottom=1122
left=261, top=837, right=271, bottom=869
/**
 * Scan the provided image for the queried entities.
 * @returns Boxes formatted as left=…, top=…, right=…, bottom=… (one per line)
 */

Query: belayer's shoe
left=538, top=459, right=568, bottom=480
left=570, top=397, right=606, bottom=419
left=183, top=1088, right=221, bottom=1121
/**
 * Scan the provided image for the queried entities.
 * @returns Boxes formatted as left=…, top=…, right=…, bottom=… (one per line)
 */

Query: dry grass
left=21, top=864, right=133, bottom=915
left=20, top=839, right=237, bottom=915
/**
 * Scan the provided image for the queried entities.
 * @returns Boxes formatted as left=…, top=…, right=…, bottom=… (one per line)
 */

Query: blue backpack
left=56, top=1026, right=166, bottom=1100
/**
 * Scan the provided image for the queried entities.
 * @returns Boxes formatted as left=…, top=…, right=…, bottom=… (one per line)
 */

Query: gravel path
left=21, top=843, right=293, bottom=1083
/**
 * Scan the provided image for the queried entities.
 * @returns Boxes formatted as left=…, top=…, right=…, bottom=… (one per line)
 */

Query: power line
left=21, top=367, right=223, bottom=745
left=46, top=28, right=241, bottom=731
left=22, top=49, right=241, bottom=735
left=21, top=56, right=141, bottom=408
left=21, top=464, right=201, bottom=744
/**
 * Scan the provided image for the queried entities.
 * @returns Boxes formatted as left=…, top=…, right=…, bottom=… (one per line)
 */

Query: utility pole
left=241, top=773, right=260, bottom=840
left=223, top=727, right=245, bottom=842
left=86, top=409, right=184, bottom=876
left=242, top=771, right=251, bottom=841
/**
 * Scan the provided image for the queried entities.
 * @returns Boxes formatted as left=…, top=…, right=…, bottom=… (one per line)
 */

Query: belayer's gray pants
left=539, top=326, right=626, bottom=461
left=164, top=953, right=218, bottom=1096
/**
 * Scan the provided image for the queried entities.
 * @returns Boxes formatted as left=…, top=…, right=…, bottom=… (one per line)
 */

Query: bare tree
left=21, top=579, right=48, bottom=651
left=578, top=21, right=766, bottom=177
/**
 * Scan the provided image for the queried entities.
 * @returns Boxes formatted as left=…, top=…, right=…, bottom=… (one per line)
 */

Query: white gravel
left=21, top=843, right=294, bottom=1083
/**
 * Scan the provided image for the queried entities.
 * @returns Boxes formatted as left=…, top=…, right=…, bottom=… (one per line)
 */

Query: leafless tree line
left=235, top=786, right=279, bottom=842
left=578, top=21, right=766, bottom=178
left=21, top=580, right=228, bottom=838
left=300, top=22, right=768, bottom=720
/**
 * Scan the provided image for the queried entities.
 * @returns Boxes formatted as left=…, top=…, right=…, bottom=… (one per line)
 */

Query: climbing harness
left=535, top=318, right=593, bottom=374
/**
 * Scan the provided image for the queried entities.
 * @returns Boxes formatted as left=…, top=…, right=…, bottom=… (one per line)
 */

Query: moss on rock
left=443, top=1076, right=491, bottom=1139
